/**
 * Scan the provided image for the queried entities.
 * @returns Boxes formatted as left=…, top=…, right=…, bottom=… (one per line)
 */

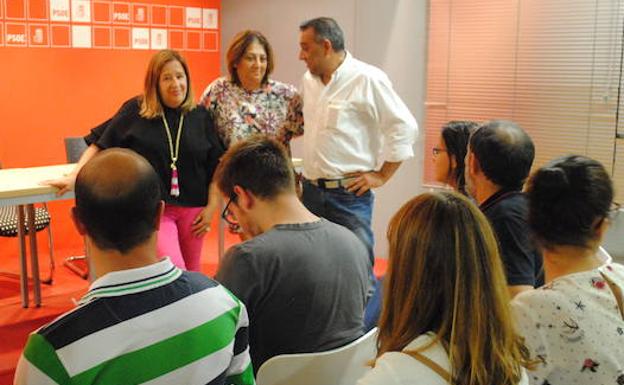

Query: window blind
left=425, top=0, right=624, bottom=202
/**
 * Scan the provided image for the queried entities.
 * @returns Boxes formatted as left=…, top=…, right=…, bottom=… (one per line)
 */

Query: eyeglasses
left=432, top=147, right=447, bottom=156
left=608, top=202, right=621, bottom=221
left=221, top=195, right=239, bottom=229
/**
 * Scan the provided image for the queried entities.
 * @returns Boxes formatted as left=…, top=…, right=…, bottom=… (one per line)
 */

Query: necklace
left=162, top=113, right=184, bottom=197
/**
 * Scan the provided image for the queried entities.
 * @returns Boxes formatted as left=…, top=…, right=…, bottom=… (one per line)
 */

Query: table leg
left=16, top=205, right=29, bottom=308
left=26, top=204, right=42, bottom=307
left=218, top=198, right=225, bottom=264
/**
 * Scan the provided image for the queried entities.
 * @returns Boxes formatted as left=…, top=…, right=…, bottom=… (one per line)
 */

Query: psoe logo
left=113, top=12, right=130, bottom=21
left=7, top=33, right=26, bottom=43
left=52, top=9, right=69, bottom=18
left=134, top=37, right=148, bottom=45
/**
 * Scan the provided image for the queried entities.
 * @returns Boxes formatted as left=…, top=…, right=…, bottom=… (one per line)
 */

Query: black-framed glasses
left=221, top=194, right=239, bottom=228
left=432, top=147, right=447, bottom=156
left=608, top=202, right=621, bottom=221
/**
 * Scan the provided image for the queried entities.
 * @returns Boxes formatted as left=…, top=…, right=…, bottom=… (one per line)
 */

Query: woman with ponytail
left=512, top=155, right=624, bottom=385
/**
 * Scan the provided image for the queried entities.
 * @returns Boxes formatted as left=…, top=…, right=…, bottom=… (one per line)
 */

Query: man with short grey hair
left=298, top=17, right=418, bottom=264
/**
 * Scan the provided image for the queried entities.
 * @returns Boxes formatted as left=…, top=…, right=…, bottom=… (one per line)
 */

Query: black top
left=93, top=97, right=224, bottom=207
left=480, top=189, right=544, bottom=287
left=216, top=219, right=371, bottom=373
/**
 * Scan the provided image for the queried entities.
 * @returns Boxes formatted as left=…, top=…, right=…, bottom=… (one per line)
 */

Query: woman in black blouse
left=47, top=50, right=223, bottom=271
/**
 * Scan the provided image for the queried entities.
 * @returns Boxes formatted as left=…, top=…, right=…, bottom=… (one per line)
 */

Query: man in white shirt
left=298, top=17, right=418, bottom=263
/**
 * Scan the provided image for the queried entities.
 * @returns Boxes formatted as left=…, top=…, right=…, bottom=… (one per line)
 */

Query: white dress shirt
left=301, top=52, right=418, bottom=180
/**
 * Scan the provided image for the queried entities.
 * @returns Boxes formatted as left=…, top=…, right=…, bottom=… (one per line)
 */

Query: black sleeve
left=84, top=118, right=111, bottom=145
left=95, top=97, right=141, bottom=150
left=204, top=108, right=225, bottom=184
left=490, top=215, right=538, bottom=286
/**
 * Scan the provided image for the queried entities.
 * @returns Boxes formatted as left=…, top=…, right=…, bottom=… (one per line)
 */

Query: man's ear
left=450, top=154, right=458, bottom=170
left=71, top=207, right=87, bottom=236
left=322, top=38, right=332, bottom=55
left=153, top=201, right=165, bottom=230
left=468, top=151, right=481, bottom=175
left=233, top=185, right=254, bottom=210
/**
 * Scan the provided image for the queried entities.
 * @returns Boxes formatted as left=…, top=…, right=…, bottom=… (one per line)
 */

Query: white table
left=0, top=164, right=75, bottom=308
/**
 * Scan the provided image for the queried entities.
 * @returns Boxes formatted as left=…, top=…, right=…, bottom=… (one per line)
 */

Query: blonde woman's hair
left=376, top=191, right=531, bottom=385
left=140, top=49, right=196, bottom=119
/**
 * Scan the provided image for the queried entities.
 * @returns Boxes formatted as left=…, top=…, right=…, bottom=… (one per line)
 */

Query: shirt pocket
left=326, top=100, right=362, bottom=132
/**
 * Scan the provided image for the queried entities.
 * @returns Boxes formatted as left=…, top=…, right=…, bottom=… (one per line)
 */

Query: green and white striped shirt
left=14, top=258, right=254, bottom=385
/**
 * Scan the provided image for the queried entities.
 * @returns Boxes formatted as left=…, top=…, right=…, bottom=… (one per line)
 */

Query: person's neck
left=321, top=50, right=347, bottom=85
left=88, top=235, right=161, bottom=279
left=240, top=79, right=262, bottom=92
left=543, top=244, right=603, bottom=283
left=253, top=193, right=319, bottom=233
left=163, top=104, right=182, bottom=115
left=475, top=179, right=504, bottom=205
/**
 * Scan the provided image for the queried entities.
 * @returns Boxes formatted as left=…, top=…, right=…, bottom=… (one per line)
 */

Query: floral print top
left=199, top=77, right=304, bottom=148
left=512, top=261, right=624, bottom=385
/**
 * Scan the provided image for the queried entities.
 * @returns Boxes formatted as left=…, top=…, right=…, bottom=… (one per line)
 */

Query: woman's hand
left=41, top=174, right=76, bottom=196
left=191, top=205, right=215, bottom=237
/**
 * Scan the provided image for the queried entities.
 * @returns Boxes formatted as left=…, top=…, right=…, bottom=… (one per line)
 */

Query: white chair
left=603, top=206, right=624, bottom=264
left=256, top=328, right=378, bottom=385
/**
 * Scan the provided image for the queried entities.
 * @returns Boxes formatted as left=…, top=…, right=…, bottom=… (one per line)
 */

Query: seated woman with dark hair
left=359, top=191, right=530, bottom=385
left=363, top=120, right=478, bottom=331
left=512, top=155, right=624, bottom=385
left=432, top=120, right=479, bottom=195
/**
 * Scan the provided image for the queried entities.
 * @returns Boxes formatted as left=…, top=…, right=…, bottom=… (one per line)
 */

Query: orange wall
left=0, top=0, right=221, bottom=259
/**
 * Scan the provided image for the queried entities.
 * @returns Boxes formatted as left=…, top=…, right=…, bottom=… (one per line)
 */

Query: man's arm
left=345, top=161, right=401, bottom=196
left=490, top=214, right=541, bottom=297
left=14, top=334, right=72, bottom=385
left=224, top=302, right=256, bottom=385
left=344, top=73, right=417, bottom=196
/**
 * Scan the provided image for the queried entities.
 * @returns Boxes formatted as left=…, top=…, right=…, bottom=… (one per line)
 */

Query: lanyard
left=162, top=113, right=184, bottom=197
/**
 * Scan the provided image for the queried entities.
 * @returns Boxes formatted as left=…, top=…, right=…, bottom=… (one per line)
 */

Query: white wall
left=221, top=0, right=428, bottom=258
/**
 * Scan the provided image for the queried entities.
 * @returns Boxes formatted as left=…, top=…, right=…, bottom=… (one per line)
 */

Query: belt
left=306, top=177, right=356, bottom=189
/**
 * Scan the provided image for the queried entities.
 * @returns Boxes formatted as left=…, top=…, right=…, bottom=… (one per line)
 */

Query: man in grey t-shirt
left=214, top=137, right=371, bottom=373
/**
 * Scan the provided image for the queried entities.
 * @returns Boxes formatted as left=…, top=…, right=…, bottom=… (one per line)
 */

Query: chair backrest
left=603, top=208, right=624, bottom=263
left=64, top=137, right=88, bottom=163
left=256, top=328, right=378, bottom=385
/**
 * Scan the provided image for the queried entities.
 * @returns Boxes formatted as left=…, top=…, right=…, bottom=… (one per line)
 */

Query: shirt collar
left=331, top=51, right=353, bottom=81
left=78, top=257, right=182, bottom=305
left=479, top=187, right=523, bottom=212
left=311, top=51, right=353, bottom=86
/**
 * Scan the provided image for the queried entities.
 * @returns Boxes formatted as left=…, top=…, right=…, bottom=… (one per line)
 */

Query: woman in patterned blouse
left=512, top=155, right=624, bottom=385
left=199, top=30, right=303, bottom=149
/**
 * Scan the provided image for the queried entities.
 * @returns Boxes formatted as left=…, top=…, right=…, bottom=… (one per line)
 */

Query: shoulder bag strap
left=403, top=350, right=451, bottom=383
left=600, top=271, right=624, bottom=320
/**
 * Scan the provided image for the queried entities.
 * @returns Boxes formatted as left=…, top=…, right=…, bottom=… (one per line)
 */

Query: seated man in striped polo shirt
left=14, top=148, right=254, bottom=385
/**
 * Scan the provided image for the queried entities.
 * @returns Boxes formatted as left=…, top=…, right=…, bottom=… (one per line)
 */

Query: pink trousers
left=157, top=205, right=204, bottom=271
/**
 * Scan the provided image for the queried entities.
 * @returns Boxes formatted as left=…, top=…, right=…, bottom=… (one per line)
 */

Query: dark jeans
left=364, top=276, right=384, bottom=331
left=302, top=180, right=375, bottom=266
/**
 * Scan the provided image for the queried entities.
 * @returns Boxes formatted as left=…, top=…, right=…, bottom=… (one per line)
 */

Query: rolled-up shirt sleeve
left=371, top=76, right=418, bottom=162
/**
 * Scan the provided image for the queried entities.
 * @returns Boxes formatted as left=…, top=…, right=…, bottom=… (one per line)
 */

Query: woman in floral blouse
left=199, top=30, right=303, bottom=149
left=512, top=155, right=624, bottom=385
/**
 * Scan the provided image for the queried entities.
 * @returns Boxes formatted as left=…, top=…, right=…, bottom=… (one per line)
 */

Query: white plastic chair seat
left=256, top=327, right=378, bottom=385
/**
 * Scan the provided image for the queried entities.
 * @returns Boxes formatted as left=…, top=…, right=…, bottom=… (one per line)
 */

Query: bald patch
left=77, top=148, right=155, bottom=200
left=492, top=124, right=529, bottom=147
